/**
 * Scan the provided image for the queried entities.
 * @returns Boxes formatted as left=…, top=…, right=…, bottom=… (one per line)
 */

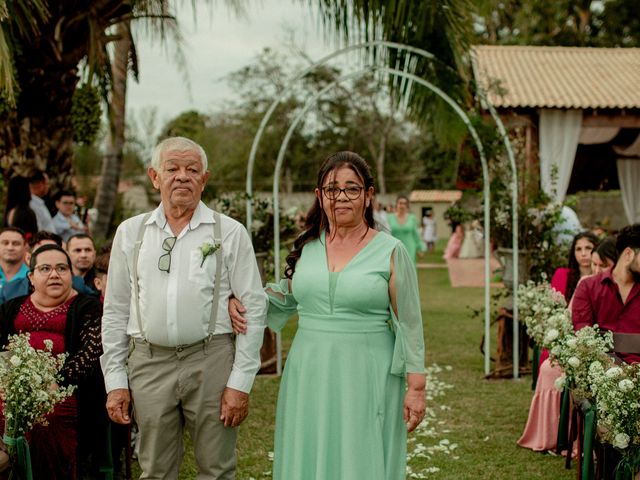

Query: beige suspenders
left=132, top=211, right=223, bottom=343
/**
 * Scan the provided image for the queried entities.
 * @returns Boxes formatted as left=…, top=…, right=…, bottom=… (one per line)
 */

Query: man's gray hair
left=150, top=137, right=208, bottom=171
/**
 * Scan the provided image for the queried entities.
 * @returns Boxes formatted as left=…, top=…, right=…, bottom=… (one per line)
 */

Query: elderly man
left=101, top=136, right=267, bottom=479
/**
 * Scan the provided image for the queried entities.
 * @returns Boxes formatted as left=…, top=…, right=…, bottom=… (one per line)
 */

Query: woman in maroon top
left=518, top=231, right=599, bottom=453
left=0, top=244, right=104, bottom=479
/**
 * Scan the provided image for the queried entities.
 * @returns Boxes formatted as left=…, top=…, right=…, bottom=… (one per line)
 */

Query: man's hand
left=228, top=297, right=248, bottom=334
left=107, top=388, right=132, bottom=424
left=220, top=387, right=249, bottom=428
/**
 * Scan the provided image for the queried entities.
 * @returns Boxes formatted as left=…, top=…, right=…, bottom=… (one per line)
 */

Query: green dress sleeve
left=265, top=278, right=298, bottom=332
left=390, top=242, right=426, bottom=376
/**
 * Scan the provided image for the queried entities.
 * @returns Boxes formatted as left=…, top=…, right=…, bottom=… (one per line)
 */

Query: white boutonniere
left=200, top=242, right=220, bottom=267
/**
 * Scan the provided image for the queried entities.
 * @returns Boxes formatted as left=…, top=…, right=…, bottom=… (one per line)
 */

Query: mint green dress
left=267, top=231, right=425, bottom=480
left=388, top=213, right=425, bottom=264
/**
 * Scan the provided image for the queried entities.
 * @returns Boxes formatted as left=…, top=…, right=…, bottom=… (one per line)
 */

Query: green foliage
left=157, top=110, right=208, bottom=141
left=157, top=47, right=445, bottom=193
left=71, top=84, right=102, bottom=145
left=213, top=192, right=298, bottom=253
left=212, top=192, right=299, bottom=279
left=475, top=0, right=640, bottom=47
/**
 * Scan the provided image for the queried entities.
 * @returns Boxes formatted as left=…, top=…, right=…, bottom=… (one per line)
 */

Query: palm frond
left=0, top=0, right=49, bottom=105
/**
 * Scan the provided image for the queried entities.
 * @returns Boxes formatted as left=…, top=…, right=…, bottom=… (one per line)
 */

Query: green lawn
left=159, top=242, right=574, bottom=479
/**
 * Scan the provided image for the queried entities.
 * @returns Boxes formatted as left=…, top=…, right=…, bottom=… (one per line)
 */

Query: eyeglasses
left=33, top=264, right=71, bottom=275
left=321, top=185, right=363, bottom=200
left=158, top=236, right=177, bottom=273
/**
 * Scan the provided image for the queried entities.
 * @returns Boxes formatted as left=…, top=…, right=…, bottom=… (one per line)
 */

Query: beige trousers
left=129, top=335, right=237, bottom=480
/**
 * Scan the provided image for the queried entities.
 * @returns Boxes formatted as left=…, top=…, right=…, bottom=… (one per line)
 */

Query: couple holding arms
left=101, top=137, right=426, bottom=479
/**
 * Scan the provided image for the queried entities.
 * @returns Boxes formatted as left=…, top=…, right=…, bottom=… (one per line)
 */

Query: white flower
left=606, top=367, right=623, bottom=379
left=9, top=355, right=21, bottom=367
left=199, top=242, right=220, bottom=267
left=544, top=328, right=559, bottom=344
left=554, top=375, right=566, bottom=391
left=613, top=433, right=630, bottom=449
left=565, top=338, right=578, bottom=349
left=618, top=379, right=634, bottom=393
left=568, top=357, right=581, bottom=368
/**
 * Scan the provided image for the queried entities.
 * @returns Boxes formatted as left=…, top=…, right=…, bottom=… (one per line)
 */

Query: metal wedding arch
left=245, top=41, right=520, bottom=378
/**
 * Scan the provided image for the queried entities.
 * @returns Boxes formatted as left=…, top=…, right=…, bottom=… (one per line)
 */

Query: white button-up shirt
left=29, top=195, right=56, bottom=233
left=101, top=201, right=267, bottom=394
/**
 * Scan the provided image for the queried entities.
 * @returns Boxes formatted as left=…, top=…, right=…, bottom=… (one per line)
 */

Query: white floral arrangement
left=535, top=308, right=573, bottom=352
left=587, top=360, right=640, bottom=450
left=517, top=280, right=567, bottom=347
left=0, top=333, right=75, bottom=439
left=550, top=325, right=613, bottom=399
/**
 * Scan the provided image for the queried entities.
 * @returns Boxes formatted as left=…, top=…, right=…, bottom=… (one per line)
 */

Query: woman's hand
left=404, top=373, right=426, bottom=433
left=228, top=297, right=248, bottom=334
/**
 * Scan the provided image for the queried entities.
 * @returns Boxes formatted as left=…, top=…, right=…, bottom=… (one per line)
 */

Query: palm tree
left=92, top=20, right=132, bottom=240
left=0, top=1, right=243, bottom=238
left=311, top=1, right=475, bottom=109
left=0, top=1, right=176, bottom=187
left=309, top=0, right=477, bottom=185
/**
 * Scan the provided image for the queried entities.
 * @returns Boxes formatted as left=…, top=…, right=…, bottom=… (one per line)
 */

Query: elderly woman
left=0, top=244, right=105, bottom=479
left=232, top=152, right=426, bottom=479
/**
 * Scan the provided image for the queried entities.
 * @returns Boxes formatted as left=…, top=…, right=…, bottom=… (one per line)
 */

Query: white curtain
left=579, top=126, right=620, bottom=145
left=614, top=132, right=640, bottom=157
left=539, top=109, right=583, bottom=202
left=617, top=158, right=640, bottom=224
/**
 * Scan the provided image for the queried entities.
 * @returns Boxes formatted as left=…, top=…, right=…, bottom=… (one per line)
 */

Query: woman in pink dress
left=518, top=231, right=599, bottom=453
left=443, top=222, right=464, bottom=260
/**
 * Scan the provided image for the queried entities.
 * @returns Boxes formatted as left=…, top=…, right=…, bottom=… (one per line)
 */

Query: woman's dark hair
left=565, top=230, right=599, bottom=301
left=29, top=244, right=72, bottom=271
left=595, top=236, right=618, bottom=266
left=3, top=176, right=37, bottom=236
left=284, top=151, right=375, bottom=279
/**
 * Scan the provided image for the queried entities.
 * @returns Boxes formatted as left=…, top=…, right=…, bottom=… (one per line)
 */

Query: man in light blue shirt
left=0, top=228, right=29, bottom=293
left=28, top=171, right=56, bottom=233
left=52, top=190, right=87, bottom=242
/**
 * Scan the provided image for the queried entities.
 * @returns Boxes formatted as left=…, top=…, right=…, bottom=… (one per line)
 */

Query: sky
left=126, top=0, right=335, bottom=128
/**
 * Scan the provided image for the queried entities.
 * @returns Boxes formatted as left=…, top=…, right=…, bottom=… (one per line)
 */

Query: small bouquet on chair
left=0, top=333, right=75, bottom=479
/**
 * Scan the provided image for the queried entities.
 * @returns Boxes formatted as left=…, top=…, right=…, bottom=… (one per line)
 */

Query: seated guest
left=3, top=177, right=38, bottom=238
left=590, top=236, right=617, bottom=274
left=66, top=233, right=99, bottom=295
left=53, top=190, right=87, bottom=242
left=518, top=231, right=599, bottom=453
left=0, top=231, right=63, bottom=304
left=93, top=247, right=110, bottom=301
left=28, top=171, right=56, bottom=233
left=572, top=225, right=640, bottom=478
left=0, top=228, right=29, bottom=293
left=0, top=244, right=106, bottom=479
left=572, top=224, right=640, bottom=362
